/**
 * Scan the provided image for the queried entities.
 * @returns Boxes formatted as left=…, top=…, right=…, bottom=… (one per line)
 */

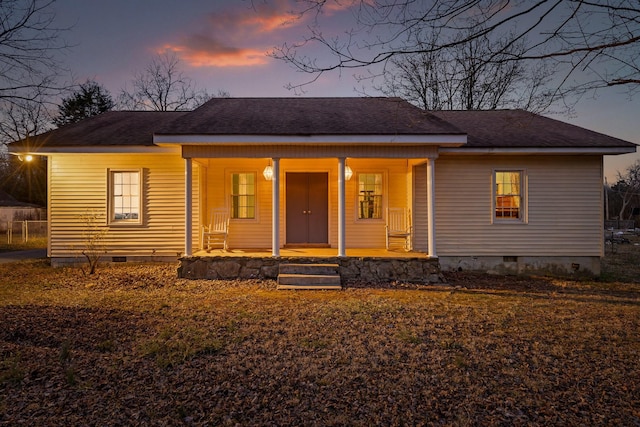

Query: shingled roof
left=8, top=98, right=637, bottom=153
left=156, top=97, right=463, bottom=136
left=10, top=111, right=187, bottom=149
left=431, top=109, right=636, bottom=149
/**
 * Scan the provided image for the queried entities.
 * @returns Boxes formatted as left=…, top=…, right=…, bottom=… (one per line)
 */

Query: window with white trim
left=358, top=173, right=383, bottom=219
left=494, top=170, right=523, bottom=221
left=231, top=172, right=256, bottom=219
left=110, top=170, right=141, bottom=224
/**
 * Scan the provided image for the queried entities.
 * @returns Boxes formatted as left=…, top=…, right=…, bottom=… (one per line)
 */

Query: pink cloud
left=163, top=36, right=268, bottom=68
left=161, top=0, right=365, bottom=68
left=162, top=1, right=302, bottom=68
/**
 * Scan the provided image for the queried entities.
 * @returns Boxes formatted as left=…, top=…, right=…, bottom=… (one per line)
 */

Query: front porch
left=178, top=248, right=442, bottom=285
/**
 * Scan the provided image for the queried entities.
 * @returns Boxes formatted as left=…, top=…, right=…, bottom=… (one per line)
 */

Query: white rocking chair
left=202, top=208, right=230, bottom=251
left=386, top=208, right=412, bottom=250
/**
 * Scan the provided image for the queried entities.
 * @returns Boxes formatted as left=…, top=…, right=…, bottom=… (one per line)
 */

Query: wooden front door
left=286, top=172, right=329, bottom=245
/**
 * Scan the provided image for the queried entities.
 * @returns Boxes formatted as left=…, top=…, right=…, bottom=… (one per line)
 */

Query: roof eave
left=153, top=134, right=468, bottom=146
left=8, top=145, right=181, bottom=155
left=439, top=146, right=637, bottom=155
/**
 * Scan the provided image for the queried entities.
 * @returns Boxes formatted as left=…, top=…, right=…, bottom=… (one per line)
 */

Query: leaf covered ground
left=1, top=257, right=639, bottom=426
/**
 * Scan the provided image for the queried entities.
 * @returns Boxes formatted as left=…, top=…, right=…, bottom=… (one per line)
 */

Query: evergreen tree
left=54, top=81, right=114, bottom=127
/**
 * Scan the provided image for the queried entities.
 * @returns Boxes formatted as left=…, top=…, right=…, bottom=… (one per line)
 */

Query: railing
left=6, top=220, right=48, bottom=243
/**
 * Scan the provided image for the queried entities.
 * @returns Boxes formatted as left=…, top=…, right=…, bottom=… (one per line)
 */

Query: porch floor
left=192, top=248, right=430, bottom=258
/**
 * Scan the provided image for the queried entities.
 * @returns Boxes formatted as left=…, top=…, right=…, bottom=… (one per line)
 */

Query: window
left=494, top=171, right=523, bottom=220
left=231, top=173, right=255, bottom=219
left=358, top=173, right=383, bottom=219
left=110, top=170, right=141, bottom=224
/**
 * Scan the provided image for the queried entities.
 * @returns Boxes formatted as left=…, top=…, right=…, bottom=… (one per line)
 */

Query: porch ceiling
left=179, top=144, right=442, bottom=159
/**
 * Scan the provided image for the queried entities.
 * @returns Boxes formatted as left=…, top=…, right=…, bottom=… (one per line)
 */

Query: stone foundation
left=178, top=256, right=443, bottom=284
left=438, top=255, right=601, bottom=277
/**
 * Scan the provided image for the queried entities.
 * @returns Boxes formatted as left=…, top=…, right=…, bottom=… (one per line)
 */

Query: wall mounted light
left=18, top=154, right=33, bottom=162
left=263, top=160, right=273, bottom=181
left=345, top=163, right=353, bottom=181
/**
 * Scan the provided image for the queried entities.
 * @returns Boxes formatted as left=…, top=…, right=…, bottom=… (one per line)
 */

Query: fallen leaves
left=0, top=261, right=638, bottom=425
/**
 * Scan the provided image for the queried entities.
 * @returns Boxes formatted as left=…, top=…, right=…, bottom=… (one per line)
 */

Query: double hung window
left=231, top=172, right=256, bottom=219
left=110, top=170, right=141, bottom=224
left=494, top=170, right=523, bottom=221
left=358, top=173, right=383, bottom=219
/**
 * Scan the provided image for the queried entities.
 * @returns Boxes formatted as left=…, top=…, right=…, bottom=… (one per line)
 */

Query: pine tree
left=54, top=81, right=114, bottom=127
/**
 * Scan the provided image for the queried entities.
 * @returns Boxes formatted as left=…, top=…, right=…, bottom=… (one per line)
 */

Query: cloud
left=163, top=34, right=268, bottom=67
left=163, top=1, right=300, bottom=68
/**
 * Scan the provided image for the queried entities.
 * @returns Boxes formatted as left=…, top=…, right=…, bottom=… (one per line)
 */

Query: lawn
left=1, top=249, right=639, bottom=425
left=0, top=236, right=47, bottom=253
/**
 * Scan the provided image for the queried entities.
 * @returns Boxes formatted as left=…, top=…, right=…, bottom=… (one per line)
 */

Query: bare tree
left=0, top=97, right=52, bottom=146
left=118, top=53, right=214, bottom=111
left=0, top=96, right=51, bottom=205
left=611, top=160, right=640, bottom=220
left=378, top=22, right=555, bottom=111
left=271, top=1, right=640, bottom=99
left=0, top=0, right=68, bottom=106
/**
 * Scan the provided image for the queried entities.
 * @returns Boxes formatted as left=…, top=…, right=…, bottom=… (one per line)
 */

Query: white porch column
left=338, top=157, right=346, bottom=257
left=184, top=157, right=193, bottom=257
left=427, top=157, right=437, bottom=258
left=271, top=158, right=280, bottom=257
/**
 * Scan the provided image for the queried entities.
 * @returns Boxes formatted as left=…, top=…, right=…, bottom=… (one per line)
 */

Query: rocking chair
left=386, top=208, right=412, bottom=250
left=202, top=208, right=230, bottom=251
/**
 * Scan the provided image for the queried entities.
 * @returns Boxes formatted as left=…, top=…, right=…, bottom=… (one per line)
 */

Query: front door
left=286, top=172, right=329, bottom=245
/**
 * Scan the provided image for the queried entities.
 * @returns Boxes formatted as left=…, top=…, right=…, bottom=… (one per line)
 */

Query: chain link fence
left=6, top=220, right=48, bottom=243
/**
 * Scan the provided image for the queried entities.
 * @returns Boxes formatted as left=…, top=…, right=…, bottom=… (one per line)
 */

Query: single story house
left=0, top=190, right=47, bottom=234
left=9, top=97, right=637, bottom=279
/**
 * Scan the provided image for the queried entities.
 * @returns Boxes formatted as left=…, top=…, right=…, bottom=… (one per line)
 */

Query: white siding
left=49, top=153, right=196, bottom=258
left=435, top=155, right=603, bottom=256
left=202, top=158, right=412, bottom=249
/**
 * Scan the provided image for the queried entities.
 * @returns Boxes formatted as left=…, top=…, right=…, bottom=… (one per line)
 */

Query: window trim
left=228, top=170, right=258, bottom=221
left=108, top=169, right=143, bottom=226
left=355, top=171, right=385, bottom=221
left=492, top=169, right=527, bottom=224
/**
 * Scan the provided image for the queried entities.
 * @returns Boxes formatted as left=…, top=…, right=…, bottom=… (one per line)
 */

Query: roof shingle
left=431, top=109, right=636, bottom=149
left=11, top=111, right=187, bottom=148
left=8, top=99, right=636, bottom=152
left=156, top=97, right=463, bottom=136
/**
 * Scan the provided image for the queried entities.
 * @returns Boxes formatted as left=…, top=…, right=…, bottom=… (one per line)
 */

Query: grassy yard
left=0, top=248, right=639, bottom=425
left=0, top=236, right=47, bottom=253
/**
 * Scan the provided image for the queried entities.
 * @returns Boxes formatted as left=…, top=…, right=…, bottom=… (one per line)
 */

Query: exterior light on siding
left=263, top=161, right=274, bottom=180
left=345, top=165, right=353, bottom=181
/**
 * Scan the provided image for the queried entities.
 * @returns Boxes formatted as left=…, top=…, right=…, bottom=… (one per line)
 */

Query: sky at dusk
left=52, top=0, right=639, bottom=182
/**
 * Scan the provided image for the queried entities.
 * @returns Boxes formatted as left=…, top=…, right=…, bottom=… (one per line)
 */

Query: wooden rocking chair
left=202, top=208, right=230, bottom=251
left=386, top=208, right=412, bottom=250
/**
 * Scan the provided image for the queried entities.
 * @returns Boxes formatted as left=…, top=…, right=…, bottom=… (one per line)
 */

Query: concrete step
left=278, top=263, right=339, bottom=276
left=277, top=273, right=342, bottom=290
left=277, top=262, right=342, bottom=289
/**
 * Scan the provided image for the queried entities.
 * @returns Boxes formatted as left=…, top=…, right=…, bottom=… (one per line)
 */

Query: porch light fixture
left=18, top=154, right=33, bottom=162
left=345, top=164, right=353, bottom=181
left=263, top=161, right=274, bottom=181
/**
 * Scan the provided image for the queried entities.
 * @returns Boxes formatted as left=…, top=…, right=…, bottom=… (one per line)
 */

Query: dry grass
left=601, top=231, right=640, bottom=282
left=0, top=249, right=639, bottom=425
left=0, top=236, right=47, bottom=253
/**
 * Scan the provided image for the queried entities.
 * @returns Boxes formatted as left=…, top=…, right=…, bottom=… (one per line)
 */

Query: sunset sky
left=53, top=0, right=639, bottom=181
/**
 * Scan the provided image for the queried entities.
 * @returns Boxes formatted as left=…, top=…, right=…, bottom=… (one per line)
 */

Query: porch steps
left=277, top=263, right=342, bottom=290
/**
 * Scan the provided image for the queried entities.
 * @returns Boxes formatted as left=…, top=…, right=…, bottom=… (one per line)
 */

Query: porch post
left=338, top=157, right=346, bottom=257
left=271, top=158, right=280, bottom=257
left=427, top=157, right=437, bottom=258
left=185, top=157, right=193, bottom=257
